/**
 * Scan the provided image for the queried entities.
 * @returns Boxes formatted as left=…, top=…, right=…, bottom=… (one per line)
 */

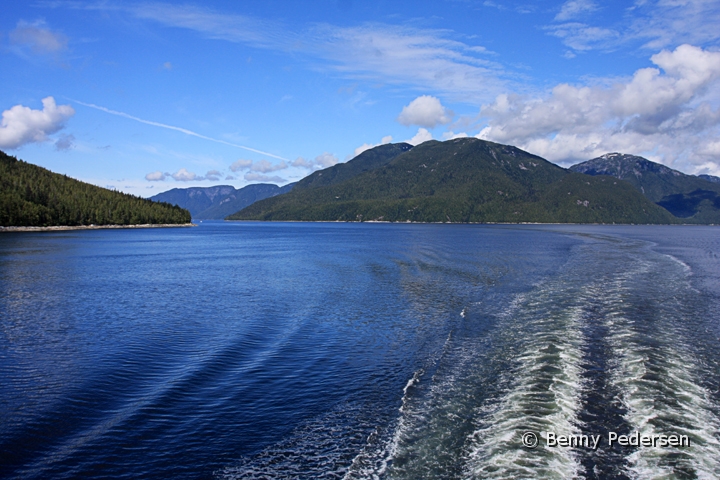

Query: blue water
left=1, top=222, right=719, bottom=479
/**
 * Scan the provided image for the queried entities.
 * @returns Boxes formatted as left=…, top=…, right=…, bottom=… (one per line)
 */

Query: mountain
left=152, top=143, right=410, bottom=220
left=150, top=183, right=295, bottom=219
left=698, top=174, right=720, bottom=184
left=228, top=138, right=676, bottom=224
left=570, top=153, right=720, bottom=221
left=0, top=150, right=191, bottom=227
left=293, top=142, right=413, bottom=190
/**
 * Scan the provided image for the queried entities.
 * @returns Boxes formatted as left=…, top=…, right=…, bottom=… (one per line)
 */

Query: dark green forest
left=1, top=151, right=191, bottom=227
left=229, top=138, right=678, bottom=224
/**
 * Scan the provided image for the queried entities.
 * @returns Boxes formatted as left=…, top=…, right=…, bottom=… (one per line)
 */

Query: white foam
left=463, top=280, right=587, bottom=479
left=599, top=255, right=720, bottom=479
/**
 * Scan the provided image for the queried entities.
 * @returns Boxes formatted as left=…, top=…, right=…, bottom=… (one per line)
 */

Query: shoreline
left=225, top=219, right=714, bottom=226
left=0, top=223, right=196, bottom=233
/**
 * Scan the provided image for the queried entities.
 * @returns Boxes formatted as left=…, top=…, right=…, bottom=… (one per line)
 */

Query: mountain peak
left=571, top=153, right=681, bottom=180
left=570, top=152, right=720, bottom=220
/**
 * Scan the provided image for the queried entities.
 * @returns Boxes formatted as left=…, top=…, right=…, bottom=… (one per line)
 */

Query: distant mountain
left=228, top=139, right=676, bottom=224
left=150, top=183, right=295, bottom=219
left=570, top=153, right=720, bottom=221
left=0, top=150, right=191, bottom=227
left=698, top=174, right=720, bottom=184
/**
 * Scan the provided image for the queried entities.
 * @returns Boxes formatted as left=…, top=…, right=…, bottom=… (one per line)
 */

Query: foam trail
left=463, top=287, right=587, bottom=479
left=595, top=254, right=720, bottom=478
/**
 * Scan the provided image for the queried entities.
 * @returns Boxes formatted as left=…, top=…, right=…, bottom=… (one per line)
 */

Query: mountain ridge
left=570, top=152, right=720, bottom=221
left=228, top=139, right=677, bottom=224
left=151, top=183, right=295, bottom=219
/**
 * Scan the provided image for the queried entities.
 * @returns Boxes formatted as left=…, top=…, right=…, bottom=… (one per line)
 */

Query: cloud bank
left=477, top=45, right=720, bottom=172
left=145, top=168, right=228, bottom=182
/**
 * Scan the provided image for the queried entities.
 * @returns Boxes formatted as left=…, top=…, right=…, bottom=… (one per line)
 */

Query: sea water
left=1, top=223, right=718, bottom=479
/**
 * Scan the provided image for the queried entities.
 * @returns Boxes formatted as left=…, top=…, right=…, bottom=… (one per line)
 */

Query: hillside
left=228, top=138, right=676, bottom=224
left=697, top=174, right=720, bottom=184
left=0, top=151, right=191, bottom=227
left=293, top=142, right=413, bottom=190
left=151, top=183, right=295, bottom=220
left=570, top=153, right=720, bottom=221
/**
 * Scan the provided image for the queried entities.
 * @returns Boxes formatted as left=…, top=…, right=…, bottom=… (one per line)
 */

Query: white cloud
left=74, top=3, right=503, bottom=103
left=477, top=45, right=720, bottom=172
left=555, top=0, right=598, bottom=21
left=291, top=157, right=314, bottom=168
left=351, top=135, right=393, bottom=159
left=9, top=20, right=68, bottom=54
left=312, top=24, right=501, bottom=102
left=0, top=97, right=75, bottom=150
left=230, top=158, right=289, bottom=173
left=630, top=0, right=720, bottom=50
left=230, top=159, right=253, bottom=171
left=171, top=168, right=197, bottom=181
left=351, top=144, right=374, bottom=158
left=145, top=171, right=167, bottom=181
left=548, top=0, right=720, bottom=53
left=206, top=170, right=222, bottom=181
left=442, top=131, right=468, bottom=140
left=244, top=172, right=285, bottom=182
left=293, top=153, right=340, bottom=169
left=397, top=95, right=453, bottom=128
left=129, top=3, right=280, bottom=48
left=545, top=23, right=618, bottom=52
left=407, top=128, right=433, bottom=146
left=250, top=159, right=288, bottom=173
left=315, top=153, right=339, bottom=168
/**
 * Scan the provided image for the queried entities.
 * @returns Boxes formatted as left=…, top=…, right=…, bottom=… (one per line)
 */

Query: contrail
left=71, top=99, right=288, bottom=161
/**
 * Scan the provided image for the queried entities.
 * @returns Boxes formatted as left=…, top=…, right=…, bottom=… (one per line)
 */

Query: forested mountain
left=0, top=151, right=191, bottom=227
left=151, top=183, right=295, bottom=220
left=570, top=153, right=720, bottom=221
left=229, top=138, right=676, bottom=224
left=292, top=143, right=413, bottom=191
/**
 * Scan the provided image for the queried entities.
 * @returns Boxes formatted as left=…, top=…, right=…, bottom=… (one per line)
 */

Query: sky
left=2, top=0, right=720, bottom=196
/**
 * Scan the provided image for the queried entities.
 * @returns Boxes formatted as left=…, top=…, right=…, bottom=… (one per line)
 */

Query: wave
left=595, top=256, right=720, bottom=479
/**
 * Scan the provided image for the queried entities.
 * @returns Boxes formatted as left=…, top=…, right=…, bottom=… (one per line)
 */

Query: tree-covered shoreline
left=1, top=151, right=191, bottom=227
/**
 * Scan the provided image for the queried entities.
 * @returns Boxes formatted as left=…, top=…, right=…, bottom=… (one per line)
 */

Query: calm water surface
left=1, top=222, right=719, bottom=479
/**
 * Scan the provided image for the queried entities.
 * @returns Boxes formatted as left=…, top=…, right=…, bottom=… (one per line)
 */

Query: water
left=1, top=222, right=719, bottom=479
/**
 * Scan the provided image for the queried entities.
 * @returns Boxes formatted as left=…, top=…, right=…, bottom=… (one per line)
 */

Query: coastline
left=0, top=223, right=196, bottom=233
left=225, top=219, right=713, bottom=226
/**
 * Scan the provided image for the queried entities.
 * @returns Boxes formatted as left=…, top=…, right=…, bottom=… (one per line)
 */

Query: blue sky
left=2, top=0, right=720, bottom=196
